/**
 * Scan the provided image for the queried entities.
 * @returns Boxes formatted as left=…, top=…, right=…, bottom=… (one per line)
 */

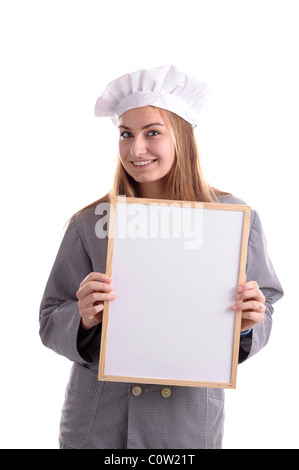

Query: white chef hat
left=94, top=65, right=209, bottom=129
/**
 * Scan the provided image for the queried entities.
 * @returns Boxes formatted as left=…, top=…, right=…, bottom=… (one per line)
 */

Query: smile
left=131, top=159, right=157, bottom=167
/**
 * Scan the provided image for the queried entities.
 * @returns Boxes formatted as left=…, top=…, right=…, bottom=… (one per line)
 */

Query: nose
left=130, top=135, right=147, bottom=158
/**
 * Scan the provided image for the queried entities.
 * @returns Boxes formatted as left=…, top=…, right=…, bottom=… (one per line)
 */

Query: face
left=118, top=106, right=175, bottom=195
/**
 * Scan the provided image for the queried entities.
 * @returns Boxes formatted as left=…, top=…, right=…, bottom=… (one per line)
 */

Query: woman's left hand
left=231, top=277, right=266, bottom=332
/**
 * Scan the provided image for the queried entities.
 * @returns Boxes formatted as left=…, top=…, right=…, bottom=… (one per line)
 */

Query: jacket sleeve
left=239, top=210, right=284, bottom=363
left=39, top=217, right=95, bottom=363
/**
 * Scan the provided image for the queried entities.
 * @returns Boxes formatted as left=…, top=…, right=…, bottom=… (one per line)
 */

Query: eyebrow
left=118, top=122, right=165, bottom=130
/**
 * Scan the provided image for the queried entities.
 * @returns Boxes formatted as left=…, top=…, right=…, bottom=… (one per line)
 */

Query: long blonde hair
left=72, top=107, right=228, bottom=216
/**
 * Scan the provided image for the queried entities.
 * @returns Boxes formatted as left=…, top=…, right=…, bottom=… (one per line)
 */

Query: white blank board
left=99, top=197, right=251, bottom=389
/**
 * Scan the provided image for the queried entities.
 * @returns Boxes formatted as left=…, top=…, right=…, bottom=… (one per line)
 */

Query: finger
left=237, top=281, right=266, bottom=304
left=241, top=309, right=264, bottom=324
left=80, top=292, right=116, bottom=306
left=237, top=280, right=258, bottom=292
left=79, top=272, right=112, bottom=288
left=80, top=302, right=105, bottom=318
left=236, top=287, right=265, bottom=303
left=232, top=300, right=266, bottom=313
left=80, top=306, right=104, bottom=330
left=76, top=281, right=113, bottom=300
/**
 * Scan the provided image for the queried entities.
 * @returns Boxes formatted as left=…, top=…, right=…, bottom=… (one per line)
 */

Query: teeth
left=132, top=160, right=155, bottom=166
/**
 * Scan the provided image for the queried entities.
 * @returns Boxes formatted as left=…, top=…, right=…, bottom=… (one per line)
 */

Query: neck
left=136, top=179, right=169, bottom=200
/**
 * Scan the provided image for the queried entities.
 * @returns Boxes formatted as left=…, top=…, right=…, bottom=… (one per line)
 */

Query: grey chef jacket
left=39, top=193, right=283, bottom=449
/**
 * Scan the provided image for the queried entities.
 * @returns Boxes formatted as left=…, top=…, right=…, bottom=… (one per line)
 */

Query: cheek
left=118, top=141, right=124, bottom=157
left=118, top=142, right=129, bottom=164
left=158, top=141, right=175, bottom=168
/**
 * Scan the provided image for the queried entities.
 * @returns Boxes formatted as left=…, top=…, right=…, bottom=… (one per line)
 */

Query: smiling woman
left=39, top=65, right=283, bottom=449
left=108, top=104, right=222, bottom=203
left=118, top=107, right=176, bottom=199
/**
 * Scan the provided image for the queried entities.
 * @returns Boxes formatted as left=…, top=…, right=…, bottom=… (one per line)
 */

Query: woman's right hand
left=76, top=272, right=116, bottom=330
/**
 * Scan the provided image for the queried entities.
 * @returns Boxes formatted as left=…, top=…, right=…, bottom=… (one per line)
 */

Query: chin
left=133, top=176, right=155, bottom=184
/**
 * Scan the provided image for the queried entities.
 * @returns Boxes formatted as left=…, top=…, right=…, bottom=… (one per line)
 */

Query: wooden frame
left=98, top=197, right=251, bottom=389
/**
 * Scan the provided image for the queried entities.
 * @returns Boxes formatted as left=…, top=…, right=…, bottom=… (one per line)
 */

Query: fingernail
left=237, top=287, right=243, bottom=292
left=231, top=305, right=237, bottom=310
left=236, top=294, right=241, bottom=299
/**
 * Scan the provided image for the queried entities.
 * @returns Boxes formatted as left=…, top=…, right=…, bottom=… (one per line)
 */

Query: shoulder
left=65, top=194, right=110, bottom=246
left=213, top=190, right=248, bottom=206
left=72, top=194, right=110, bottom=227
left=62, top=195, right=111, bottom=260
left=213, top=191, right=258, bottom=229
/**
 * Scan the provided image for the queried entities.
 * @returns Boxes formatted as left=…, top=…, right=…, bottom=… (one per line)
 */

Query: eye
left=120, top=131, right=133, bottom=139
left=147, top=130, right=160, bottom=137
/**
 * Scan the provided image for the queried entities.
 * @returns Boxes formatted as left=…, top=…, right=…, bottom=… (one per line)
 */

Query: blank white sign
left=99, top=197, right=251, bottom=388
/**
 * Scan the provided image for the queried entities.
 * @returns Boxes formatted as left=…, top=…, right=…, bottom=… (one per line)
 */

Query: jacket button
left=161, top=387, right=172, bottom=398
left=132, top=385, right=143, bottom=397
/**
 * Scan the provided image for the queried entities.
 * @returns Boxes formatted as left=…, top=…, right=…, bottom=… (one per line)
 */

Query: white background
left=0, top=0, right=297, bottom=449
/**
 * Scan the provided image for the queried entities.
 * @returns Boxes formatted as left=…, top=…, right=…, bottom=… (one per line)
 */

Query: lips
left=130, top=159, right=157, bottom=167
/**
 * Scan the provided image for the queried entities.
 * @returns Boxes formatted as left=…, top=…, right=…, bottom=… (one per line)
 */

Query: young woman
left=39, top=65, right=283, bottom=449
